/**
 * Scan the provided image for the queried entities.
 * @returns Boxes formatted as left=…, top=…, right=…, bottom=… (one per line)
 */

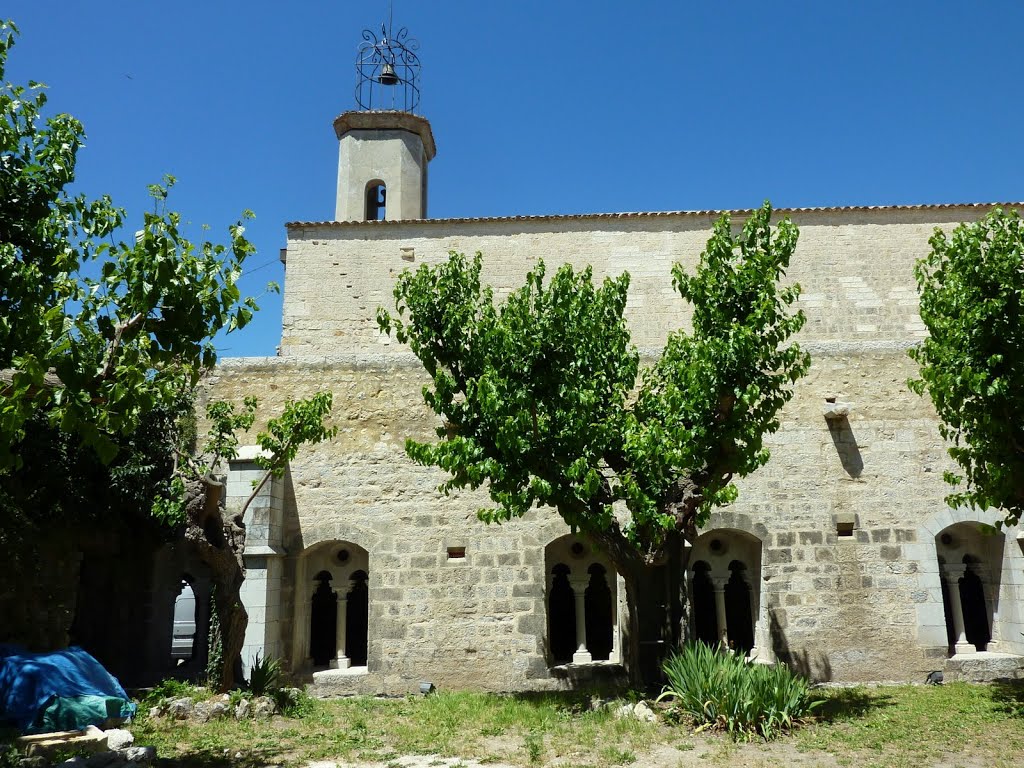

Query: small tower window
left=366, top=181, right=386, bottom=221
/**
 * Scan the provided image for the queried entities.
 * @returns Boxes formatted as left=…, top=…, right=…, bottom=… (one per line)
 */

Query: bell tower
left=334, top=16, right=435, bottom=222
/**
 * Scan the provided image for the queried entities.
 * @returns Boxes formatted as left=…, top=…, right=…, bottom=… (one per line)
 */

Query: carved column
left=570, top=577, right=592, bottom=664
left=711, top=576, right=730, bottom=649
left=611, top=579, right=621, bottom=664
left=941, top=564, right=975, bottom=655
left=331, top=579, right=351, bottom=670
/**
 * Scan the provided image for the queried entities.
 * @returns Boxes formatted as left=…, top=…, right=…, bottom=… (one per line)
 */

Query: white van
left=171, top=581, right=197, bottom=662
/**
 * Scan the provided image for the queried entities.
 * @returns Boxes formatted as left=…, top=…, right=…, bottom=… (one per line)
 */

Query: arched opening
left=688, top=529, right=763, bottom=658
left=309, top=571, right=337, bottom=667
left=365, top=181, right=386, bottom=220
left=346, top=570, right=369, bottom=666
left=548, top=563, right=576, bottom=663
left=543, top=535, right=619, bottom=665
left=725, top=561, right=754, bottom=654
left=584, top=563, right=613, bottom=661
left=691, top=561, right=717, bottom=646
left=935, top=522, right=1003, bottom=655
left=170, top=577, right=198, bottom=664
left=294, top=540, right=372, bottom=673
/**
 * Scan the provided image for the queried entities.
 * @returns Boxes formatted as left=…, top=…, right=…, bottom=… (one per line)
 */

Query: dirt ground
left=300, top=739, right=1000, bottom=768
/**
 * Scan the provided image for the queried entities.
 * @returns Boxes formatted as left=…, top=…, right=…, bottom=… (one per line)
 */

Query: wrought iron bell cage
left=355, top=20, right=421, bottom=113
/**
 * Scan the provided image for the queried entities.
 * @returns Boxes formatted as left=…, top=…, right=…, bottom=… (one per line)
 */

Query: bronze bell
left=377, top=62, right=399, bottom=86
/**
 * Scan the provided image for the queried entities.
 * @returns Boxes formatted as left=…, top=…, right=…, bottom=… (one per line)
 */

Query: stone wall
left=201, top=348, right=1024, bottom=688
left=279, top=206, right=988, bottom=356
left=202, top=203, right=1024, bottom=690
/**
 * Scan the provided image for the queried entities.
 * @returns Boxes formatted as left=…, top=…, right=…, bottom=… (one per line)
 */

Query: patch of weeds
left=276, top=687, right=317, bottom=718
left=142, top=677, right=206, bottom=707
left=600, top=745, right=636, bottom=765
left=677, top=740, right=695, bottom=750
left=523, top=730, right=543, bottom=764
left=0, top=744, right=20, bottom=768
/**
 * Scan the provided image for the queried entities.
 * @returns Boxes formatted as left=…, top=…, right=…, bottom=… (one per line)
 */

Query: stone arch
left=292, top=540, right=371, bottom=672
left=688, top=528, right=764, bottom=659
left=934, top=521, right=1003, bottom=654
left=543, top=534, right=619, bottom=664
left=911, top=506, right=1024, bottom=657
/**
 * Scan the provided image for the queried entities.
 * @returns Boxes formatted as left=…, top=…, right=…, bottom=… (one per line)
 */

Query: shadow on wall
left=768, top=605, right=833, bottom=683
left=826, top=416, right=864, bottom=478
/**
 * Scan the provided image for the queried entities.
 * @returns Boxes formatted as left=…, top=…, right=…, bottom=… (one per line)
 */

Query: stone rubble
left=15, top=728, right=155, bottom=768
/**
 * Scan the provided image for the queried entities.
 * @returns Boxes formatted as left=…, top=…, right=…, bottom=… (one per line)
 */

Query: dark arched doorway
left=961, top=556, right=991, bottom=652
left=346, top=570, right=369, bottom=666
left=584, top=563, right=613, bottom=661
left=692, top=561, right=718, bottom=646
left=725, top=561, right=754, bottom=654
left=548, top=564, right=576, bottom=663
left=310, top=571, right=337, bottom=667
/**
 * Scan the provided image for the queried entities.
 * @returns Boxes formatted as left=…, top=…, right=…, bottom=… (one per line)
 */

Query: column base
left=572, top=650, right=593, bottom=664
left=330, top=655, right=351, bottom=669
left=953, top=641, right=977, bottom=656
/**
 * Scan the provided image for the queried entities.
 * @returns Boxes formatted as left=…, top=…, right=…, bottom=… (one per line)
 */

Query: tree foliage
left=380, top=202, right=809, bottom=680
left=0, top=20, right=263, bottom=468
left=0, top=20, right=339, bottom=691
left=379, top=202, right=809, bottom=562
left=909, top=208, right=1024, bottom=527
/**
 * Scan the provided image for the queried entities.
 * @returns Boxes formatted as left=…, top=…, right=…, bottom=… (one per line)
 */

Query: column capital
left=941, top=563, right=967, bottom=582
left=711, top=576, right=730, bottom=591
left=569, top=577, right=590, bottom=592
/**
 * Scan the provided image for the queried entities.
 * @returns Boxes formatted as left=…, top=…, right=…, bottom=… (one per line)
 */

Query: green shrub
left=273, top=687, right=315, bottom=717
left=657, top=642, right=819, bottom=740
left=247, top=651, right=282, bottom=696
left=142, top=678, right=206, bottom=708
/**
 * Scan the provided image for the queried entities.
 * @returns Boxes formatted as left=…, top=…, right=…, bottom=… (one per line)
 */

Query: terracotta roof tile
left=285, top=201, right=1024, bottom=229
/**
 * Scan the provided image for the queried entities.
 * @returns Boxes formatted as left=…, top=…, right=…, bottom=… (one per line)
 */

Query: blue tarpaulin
left=0, top=645, right=136, bottom=733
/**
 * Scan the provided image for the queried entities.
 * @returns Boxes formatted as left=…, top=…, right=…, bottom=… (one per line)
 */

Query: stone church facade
left=198, top=107, right=1024, bottom=693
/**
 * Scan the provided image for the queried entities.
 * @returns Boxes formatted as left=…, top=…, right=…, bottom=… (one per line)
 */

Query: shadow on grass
left=156, top=747, right=286, bottom=767
left=989, top=679, right=1024, bottom=718
left=503, top=688, right=640, bottom=713
left=810, top=687, right=897, bottom=723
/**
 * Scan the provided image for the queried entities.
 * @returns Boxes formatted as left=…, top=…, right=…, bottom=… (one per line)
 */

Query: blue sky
left=5, top=2, right=1023, bottom=357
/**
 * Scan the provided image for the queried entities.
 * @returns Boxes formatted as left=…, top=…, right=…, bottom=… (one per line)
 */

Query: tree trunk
left=594, top=526, right=688, bottom=691
left=618, top=541, right=687, bottom=690
left=182, top=477, right=248, bottom=692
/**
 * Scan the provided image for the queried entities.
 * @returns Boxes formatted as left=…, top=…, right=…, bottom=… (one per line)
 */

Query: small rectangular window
left=837, top=522, right=855, bottom=538
left=446, top=546, right=466, bottom=560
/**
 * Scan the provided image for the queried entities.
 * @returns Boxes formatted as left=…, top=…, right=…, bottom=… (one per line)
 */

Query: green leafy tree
left=909, top=208, right=1024, bottom=527
left=378, top=202, right=810, bottom=683
left=0, top=21, right=339, bottom=690
left=0, top=20, right=260, bottom=467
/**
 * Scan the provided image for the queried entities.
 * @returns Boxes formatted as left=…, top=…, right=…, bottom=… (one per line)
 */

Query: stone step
left=943, top=652, right=1024, bottom=683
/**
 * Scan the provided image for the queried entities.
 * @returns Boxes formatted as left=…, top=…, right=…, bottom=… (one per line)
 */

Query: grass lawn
left=130, top=681, right=1024, bottom=768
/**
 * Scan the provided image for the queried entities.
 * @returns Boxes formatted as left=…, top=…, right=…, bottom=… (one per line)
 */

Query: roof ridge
left=286, top=201, right=1023, bottom=228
